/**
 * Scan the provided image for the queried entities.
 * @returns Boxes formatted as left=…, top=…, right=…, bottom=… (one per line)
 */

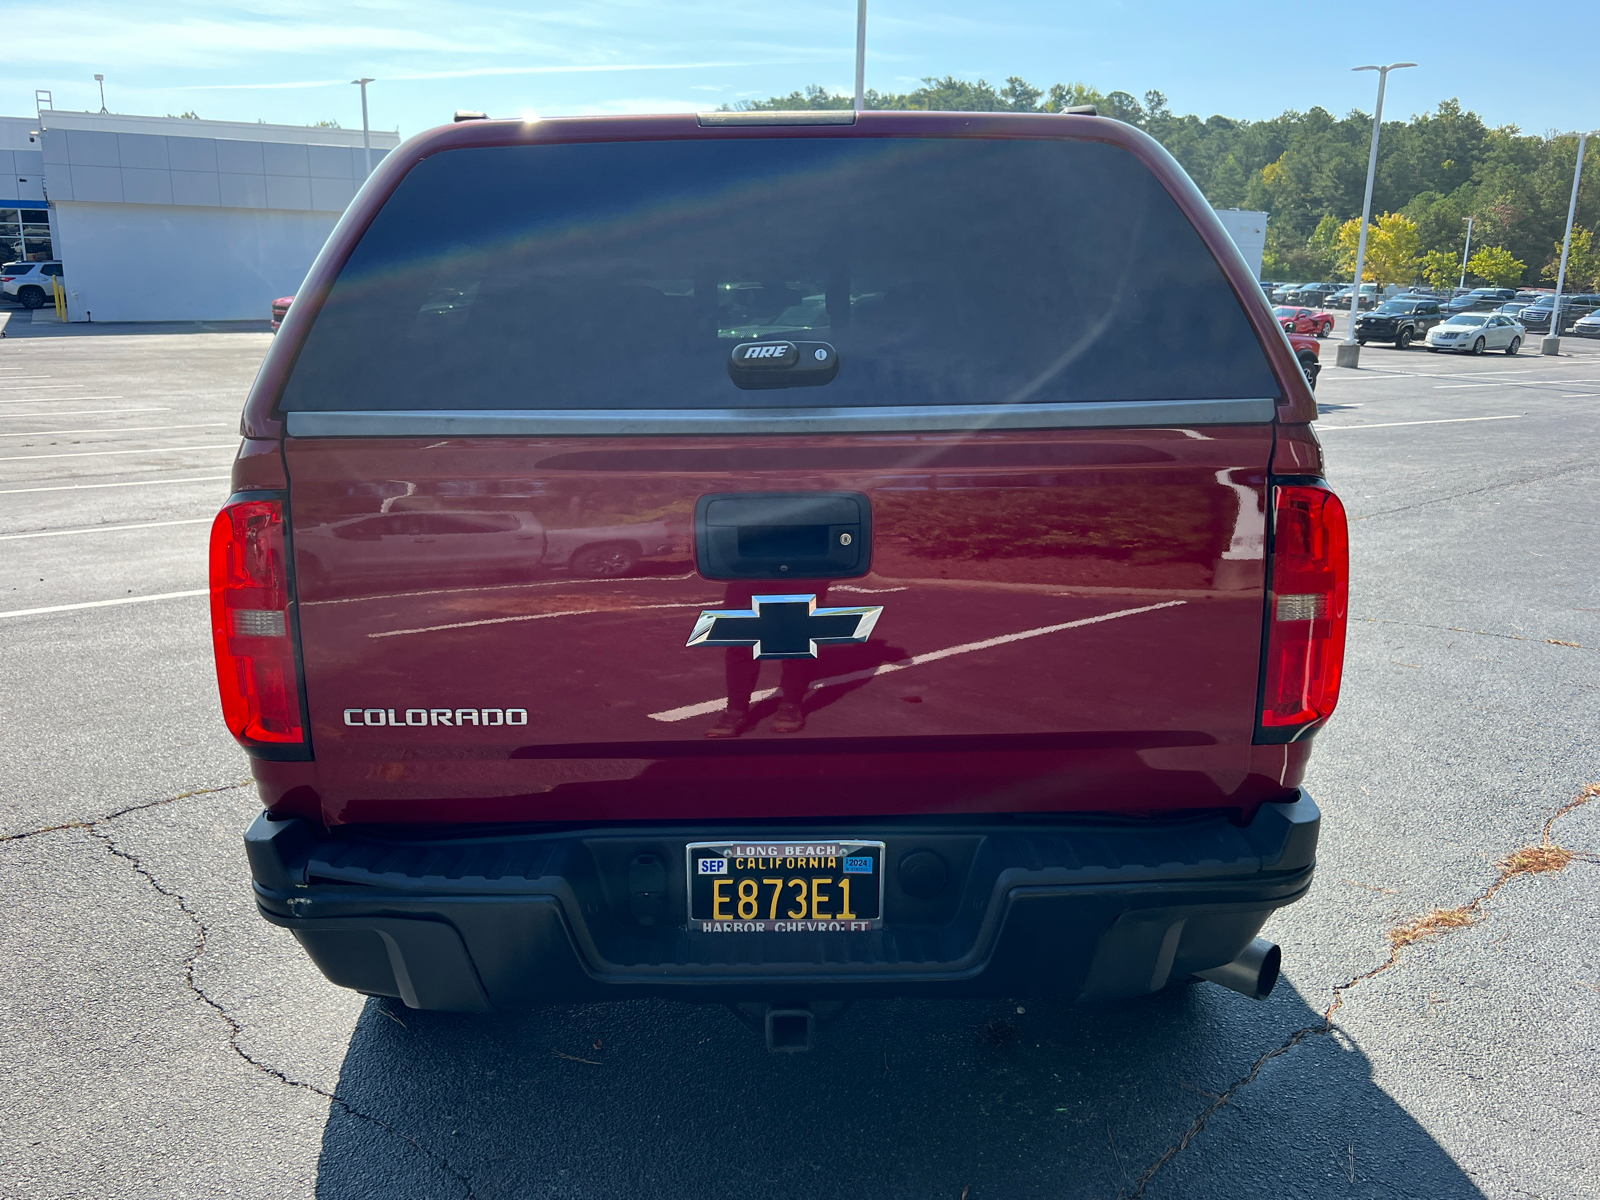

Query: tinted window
left=282, top=138, right=1276, bottom=412
left=2, top=262, right=32, bottom=274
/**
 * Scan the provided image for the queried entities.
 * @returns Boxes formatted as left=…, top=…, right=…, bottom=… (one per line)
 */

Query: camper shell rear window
left=280, top=136, right=1277, bottom=412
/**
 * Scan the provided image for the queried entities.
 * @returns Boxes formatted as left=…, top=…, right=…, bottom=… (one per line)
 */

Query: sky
left=5, top=0, right=1594, bottom=140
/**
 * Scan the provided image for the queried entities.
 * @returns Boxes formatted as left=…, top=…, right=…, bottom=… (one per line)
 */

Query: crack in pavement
left=1348, top=458, right=1598, bottom=523
left=0, top=779, right=255, bottom=843
left=10, top=785, right=482, bottom=1199
left=1354, top=617, right=1593, bottom=651
left=1119, top=783, right=1600, bottom=1200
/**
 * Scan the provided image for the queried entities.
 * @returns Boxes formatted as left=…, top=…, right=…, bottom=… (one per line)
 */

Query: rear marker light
left=209, top=497, right=306, bottom=746
left=1259, top=484, right=1349, bottom=737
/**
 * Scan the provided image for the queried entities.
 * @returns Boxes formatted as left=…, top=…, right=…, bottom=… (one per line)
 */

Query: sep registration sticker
left=686, top=840, right=885, bottom=933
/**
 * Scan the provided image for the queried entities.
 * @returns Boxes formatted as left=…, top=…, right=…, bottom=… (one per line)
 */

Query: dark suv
left=1519, top=294, right=1600, bottom=334
left=1443, top=287, right=1515, bottom=315
left=1354, top=297, right=1444, bottom=348
left=218, top=110, right=1340, bottom=1037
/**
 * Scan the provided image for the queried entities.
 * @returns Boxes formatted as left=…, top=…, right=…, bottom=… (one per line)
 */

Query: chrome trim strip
left=284, top=398, right=1276, bottom=438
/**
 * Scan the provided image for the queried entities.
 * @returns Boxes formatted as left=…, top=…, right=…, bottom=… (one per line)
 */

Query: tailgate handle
left=694, top=491, right=871, bottom=580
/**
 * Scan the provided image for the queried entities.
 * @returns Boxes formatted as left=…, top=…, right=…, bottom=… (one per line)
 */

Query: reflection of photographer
left=705, top=583, right=821, bottom=738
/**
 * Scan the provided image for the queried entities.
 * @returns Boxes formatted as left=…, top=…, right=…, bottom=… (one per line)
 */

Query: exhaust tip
left=1196, top=937, right=1281, bottom=1001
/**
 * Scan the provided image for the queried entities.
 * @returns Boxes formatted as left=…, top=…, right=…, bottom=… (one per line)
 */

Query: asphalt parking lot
left=2, top=317, right=1597, bottom=1200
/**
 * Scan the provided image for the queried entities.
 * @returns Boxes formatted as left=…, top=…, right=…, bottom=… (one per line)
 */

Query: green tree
left=1466, top=245, right=1526, bottom=286
left=1419, top=248, right=1461, bottom=288
left=1543, top=228, right=1600, bottom=290
left=1337, top=212, right=1422, bottom=284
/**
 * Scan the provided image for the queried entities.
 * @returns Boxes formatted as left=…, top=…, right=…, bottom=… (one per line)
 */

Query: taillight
left=1257, top=483, right=1348, bottom=741
left=209, top=495, right=307, bottom=748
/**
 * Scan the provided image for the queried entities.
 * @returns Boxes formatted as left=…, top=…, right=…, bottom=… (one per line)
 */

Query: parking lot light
left=352, top=78, right=375, bottom=179
left=1337, top=62, right=1416, bottom=370
left=1459, top=216, right=1473, bottom=291
left=1543, top=129, right=1589, bottom=357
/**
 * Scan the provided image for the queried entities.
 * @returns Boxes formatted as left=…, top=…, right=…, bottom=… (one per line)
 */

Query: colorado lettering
left=343, top=707, right=528, bottom=727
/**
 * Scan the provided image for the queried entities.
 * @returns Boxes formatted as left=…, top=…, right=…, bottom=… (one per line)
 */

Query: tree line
left=732, top=79, right=1600, bottom=288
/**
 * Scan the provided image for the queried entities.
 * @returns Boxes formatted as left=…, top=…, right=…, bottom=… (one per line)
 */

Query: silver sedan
left=1425, top=312, right=1525, bottom=355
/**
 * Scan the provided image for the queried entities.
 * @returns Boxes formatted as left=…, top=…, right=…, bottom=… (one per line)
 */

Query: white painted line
left=647, top=600, right=1188, bottom=722
left=1433, top=377, right=1600, bottom=390
left=0, top=401, right=121, bottom=412
left=0, top=589, right=208, bottom=620
left=0, top=518, right=211, bottom=542
left=369, top=601, right=707, bottom=639
left=0, top=442, right=237, bottom=461
left=0, top=474, right=230, bottom=495
left=1318, top=415, right=1522, bottom=431
left=0, top=408, right=171, bottom=417
left=0, top=422, right=229, bottom=438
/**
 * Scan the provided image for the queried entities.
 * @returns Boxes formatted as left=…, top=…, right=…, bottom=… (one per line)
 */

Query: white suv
left=1, top=261, right=63, bottom=309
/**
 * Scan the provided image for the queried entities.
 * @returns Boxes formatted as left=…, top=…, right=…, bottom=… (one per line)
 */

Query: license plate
left=686, top=840, right=885, bottom=933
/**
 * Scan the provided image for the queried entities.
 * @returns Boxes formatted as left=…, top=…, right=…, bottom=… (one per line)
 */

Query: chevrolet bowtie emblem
left=686, top=593, right=883, bottom=660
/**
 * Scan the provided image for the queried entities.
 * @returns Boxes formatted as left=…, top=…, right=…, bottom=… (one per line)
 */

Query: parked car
left=1287, top=329, right=1321, bottom=389
left=1518, top=294, right=1600, bottom=335
left=1287, top=282, right=1338, bottom=306
left=297, top=509, right=679, bottom=595
left=1, top=260, right=63, bottom=309
left=270, top=295, right=293, bottom=333
left=1495, top=301, right=1532, bottom=318
left=1425, top=312, right=1524, bottom=354
left=1572, top=309, right=1600, bottom=339
left=1274, top=306, right=1336, bottom=337
left=1353, top=296, right=1444, bottom=349
left=222, top=110, right=1338, bottom=1031
left=1443, top=287, right=1516, bottom=315
left=1328, top=283, right=1378, bottom=311
left=1513, top=289, right=1552, bottom=304
left=1270, top=283, right=1301, bottom=304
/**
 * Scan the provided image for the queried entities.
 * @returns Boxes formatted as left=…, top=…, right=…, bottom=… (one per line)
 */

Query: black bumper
left=248, top=794, right=1320, bottom=1010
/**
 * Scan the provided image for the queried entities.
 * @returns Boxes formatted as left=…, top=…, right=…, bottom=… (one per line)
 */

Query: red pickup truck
left=216, top=111, right=1344, bottom=1042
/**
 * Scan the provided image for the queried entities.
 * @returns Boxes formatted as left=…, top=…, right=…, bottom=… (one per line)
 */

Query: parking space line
left=1319, top=415, right=1521, bottom=431
left=0, top=590, right=208, bottom=620
left=0, top=401, right=120, bottom=412
left=0, top=423, right=230, bottom=438
left=0, top=408, right=171, bottom=417
left=0, top=443, right=238, bottom=462
left=0, top=518, right=212, bottom=542
left=1434, top=377, right=1600, bottom=390
left=0, top=474, right=230, bottom=495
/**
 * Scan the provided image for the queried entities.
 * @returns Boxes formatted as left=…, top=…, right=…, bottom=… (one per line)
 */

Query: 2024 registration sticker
left=687, top=841, right=885, bottom=933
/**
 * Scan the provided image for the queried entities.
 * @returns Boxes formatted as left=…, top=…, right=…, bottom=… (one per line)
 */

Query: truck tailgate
left=285, top=424, right=1274, bottom=823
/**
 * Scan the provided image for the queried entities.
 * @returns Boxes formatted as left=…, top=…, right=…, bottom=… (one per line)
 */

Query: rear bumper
left=248, top=793, right=1320, bottom=1010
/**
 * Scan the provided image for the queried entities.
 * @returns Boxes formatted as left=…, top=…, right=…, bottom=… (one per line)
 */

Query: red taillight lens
left=1259, top=484, right=1349, bottom=736
left=209, top=497, right=305, bottom=746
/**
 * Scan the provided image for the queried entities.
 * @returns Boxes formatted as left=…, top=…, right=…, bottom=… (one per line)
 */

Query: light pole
left=854, top=0, right=867, bottom=113
left=1337, top=61, right=1415, bottom=368
left=1543, top=129, right=1588, bottom=356
left=94, top=74, right=107, bottom=114
left=352, top=78, right=375, bottom=179
left=1458, top=216, right=1473, bottom=291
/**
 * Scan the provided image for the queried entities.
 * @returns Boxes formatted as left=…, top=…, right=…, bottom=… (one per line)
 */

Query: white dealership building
left=1, top=108, right=399, bottom=323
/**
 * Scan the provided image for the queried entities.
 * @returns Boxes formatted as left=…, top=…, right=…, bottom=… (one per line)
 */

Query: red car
left=1287, top=330, right=1321, bottom=389
left=217, top=111, right=1343, bottom=1042
left=270, top=295, right=293, bottom=333
left=1274, top=306, right=1336, bottom=337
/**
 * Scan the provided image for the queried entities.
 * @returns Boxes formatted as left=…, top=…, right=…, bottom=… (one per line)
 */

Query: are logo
left=734, top=340, right=798, bottom=367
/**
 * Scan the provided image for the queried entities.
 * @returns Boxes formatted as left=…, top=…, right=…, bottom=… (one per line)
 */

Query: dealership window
left=0, top=208, right=53, bottom=262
